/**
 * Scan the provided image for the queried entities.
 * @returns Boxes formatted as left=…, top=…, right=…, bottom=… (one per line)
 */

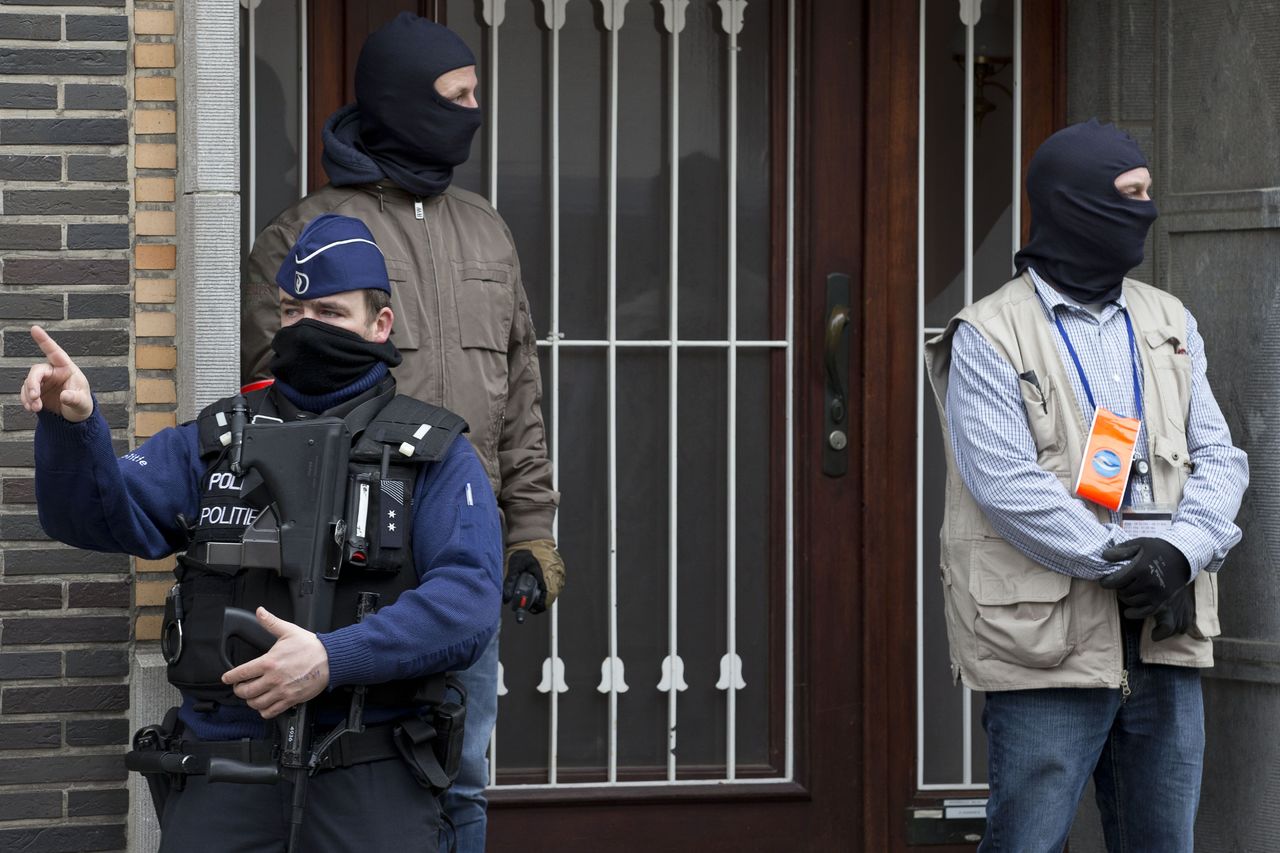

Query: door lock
left=823, top=273, right=852, bottom=477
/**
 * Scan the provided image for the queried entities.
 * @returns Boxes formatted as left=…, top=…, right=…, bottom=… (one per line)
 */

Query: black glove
left=1100, top=537, right=1192, bottom=619
left=1151, top=583, right=1197, bottom=642
left=502, top=549, right=547, bottom=624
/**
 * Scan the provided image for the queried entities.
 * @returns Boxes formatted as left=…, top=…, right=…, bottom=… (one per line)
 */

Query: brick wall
left=0, top=3, right=178, bottom=850
left=131, top=3, right=176, bottom=651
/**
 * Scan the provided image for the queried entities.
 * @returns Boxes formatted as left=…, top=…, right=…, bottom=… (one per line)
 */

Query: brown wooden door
left=303, top=0, right=879, bottom=848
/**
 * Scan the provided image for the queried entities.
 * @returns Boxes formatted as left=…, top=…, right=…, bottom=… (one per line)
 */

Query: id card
left=1121, top=507, right=1174, bottom=535
left=1074, top=407, right=1140, bottom=512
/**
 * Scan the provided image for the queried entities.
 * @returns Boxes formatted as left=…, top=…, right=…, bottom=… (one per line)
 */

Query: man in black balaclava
left=925, top=120, right=1247, bottom=852
left=241, top=14, right=566, bottom=853
left=324, top=14, right=482, bottom=197
left=1014, top=118, right=1158, bottom=305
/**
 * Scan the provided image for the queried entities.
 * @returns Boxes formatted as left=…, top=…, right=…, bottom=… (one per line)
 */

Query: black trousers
left=158, top=756, right=441, bottom=853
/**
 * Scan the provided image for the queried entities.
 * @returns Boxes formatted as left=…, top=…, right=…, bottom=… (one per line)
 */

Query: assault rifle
left=227, top=412, right=352, bottom=851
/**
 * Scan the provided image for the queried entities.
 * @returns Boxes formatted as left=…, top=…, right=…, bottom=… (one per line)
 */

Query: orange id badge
left=1073, top=407, right=1140, bottom=511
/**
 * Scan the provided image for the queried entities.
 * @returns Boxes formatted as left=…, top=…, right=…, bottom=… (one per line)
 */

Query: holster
left=393, top=675, right=467, bottom=794
left=128, top=707, right=182, bottom=820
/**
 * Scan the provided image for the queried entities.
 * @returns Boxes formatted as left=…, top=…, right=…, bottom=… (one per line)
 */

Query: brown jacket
left=241, top=182, right=558, bottom=545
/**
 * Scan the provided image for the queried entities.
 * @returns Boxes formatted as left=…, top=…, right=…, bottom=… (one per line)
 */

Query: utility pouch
left=430, top=693, right=466, bottom=784
left=393, top=717, right=453, bottom=794
left=344, top=466, right=414, bottom=574
left=165, top=556, right=259, bottom=702
left=393, top=673, right=466, bottom=794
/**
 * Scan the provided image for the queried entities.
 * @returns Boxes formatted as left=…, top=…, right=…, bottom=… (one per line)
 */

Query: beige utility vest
left=925, top=273, right=1220, bottom=692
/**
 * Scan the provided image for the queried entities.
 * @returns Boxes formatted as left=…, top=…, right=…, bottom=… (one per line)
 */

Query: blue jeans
left=980, top=619, right=1204, bottom=853
left=441, top=629, right=499, bottom=853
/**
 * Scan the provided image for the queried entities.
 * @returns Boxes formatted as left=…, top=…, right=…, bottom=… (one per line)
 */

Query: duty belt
left=175, top=723, right=403, bottom=772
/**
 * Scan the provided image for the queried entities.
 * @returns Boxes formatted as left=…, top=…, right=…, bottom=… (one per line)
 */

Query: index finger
left=29, top=325, right=72, bottom=368
left=222, top=655, right=267, bottom=686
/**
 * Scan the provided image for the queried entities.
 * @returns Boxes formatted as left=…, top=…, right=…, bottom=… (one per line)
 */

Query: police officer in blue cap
left=24, top=214, right=501, bottom=853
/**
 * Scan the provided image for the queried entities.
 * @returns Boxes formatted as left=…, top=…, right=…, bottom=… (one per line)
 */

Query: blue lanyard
left=1052, top=307, right=1144, bottom=422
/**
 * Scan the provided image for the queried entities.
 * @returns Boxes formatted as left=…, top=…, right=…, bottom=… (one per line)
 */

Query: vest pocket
left=1019, top=374, right=1062, bottom=457
left=969, top=540, right=1074, bottom=669
left=1146, top=350, right=1192, bottom=432
left=166, top=559, right=240, bottom=700
left=1150, top=432, right=1193, bottom=496
left=166, top=558, right=286, bottom=703
left=1193, top=570, right=1221, bottom=639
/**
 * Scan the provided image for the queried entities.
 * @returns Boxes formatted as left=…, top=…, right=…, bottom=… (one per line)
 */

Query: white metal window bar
left=916, top=0, right=1021, bottom=792
left=659, top=0, right=686, bottom=784
left=718, top=0, right=747, bottom=783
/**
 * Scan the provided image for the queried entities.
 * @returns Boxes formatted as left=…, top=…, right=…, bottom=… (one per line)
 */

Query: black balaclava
left=1014, top=119, right=1158, bottom=304
left=353, top=13, right=480, bottom=198
left=269, top=319, right=402, bottom=396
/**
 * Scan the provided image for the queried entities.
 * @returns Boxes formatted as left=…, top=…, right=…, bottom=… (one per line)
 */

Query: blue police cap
left=275, top=214, right=390, bottom=298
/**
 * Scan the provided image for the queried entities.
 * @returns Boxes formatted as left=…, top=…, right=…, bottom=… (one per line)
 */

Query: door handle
left=825, top=304, right=851, bottom=424
left=823, top=273, right=852, bottom=477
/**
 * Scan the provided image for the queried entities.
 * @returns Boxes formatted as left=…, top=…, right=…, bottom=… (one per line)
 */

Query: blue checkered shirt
left=946, top=271, right=1247, bottom=579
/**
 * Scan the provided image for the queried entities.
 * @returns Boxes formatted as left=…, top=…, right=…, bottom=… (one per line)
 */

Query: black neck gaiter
left=354, top=13, right=481, bottom=198
left=1014, top=119, right=1158, bottom=304
left=269, top=319, right=402, bottom=396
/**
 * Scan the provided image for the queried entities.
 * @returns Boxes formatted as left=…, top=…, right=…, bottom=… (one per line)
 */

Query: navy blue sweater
left=35, top=396, right=502, bottom=739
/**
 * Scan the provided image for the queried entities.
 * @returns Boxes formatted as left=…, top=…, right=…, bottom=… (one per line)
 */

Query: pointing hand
left=20, top=325, right=93, bottom=423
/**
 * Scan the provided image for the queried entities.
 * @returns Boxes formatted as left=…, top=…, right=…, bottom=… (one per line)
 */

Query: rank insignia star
left=380, top=479, right=405, bottom=549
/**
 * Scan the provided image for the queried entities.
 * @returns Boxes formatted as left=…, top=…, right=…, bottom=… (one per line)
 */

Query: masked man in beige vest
left=925, top=120, right=1247, bottom=852
left=240, top=15, right=564, bottom=852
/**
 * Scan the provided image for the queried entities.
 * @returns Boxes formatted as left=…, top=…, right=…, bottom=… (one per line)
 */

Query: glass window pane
left=616, top=350, right=671, bottom=776
left=242, top=0, right=303, bottom=251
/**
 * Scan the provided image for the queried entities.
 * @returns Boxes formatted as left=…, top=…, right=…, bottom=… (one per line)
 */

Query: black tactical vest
left=161, top=383, right=468, bottom=712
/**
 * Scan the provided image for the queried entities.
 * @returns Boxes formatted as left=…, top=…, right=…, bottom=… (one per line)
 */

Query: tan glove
left=503, top=539, right=565, bottom=620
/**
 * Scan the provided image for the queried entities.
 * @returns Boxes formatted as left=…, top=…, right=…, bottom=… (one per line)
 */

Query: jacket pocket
left=454, top=261, right=515, bottom=352
left=969, top=540, right=1074, bottom=669
left=386, top=259, right=420, bottom=351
